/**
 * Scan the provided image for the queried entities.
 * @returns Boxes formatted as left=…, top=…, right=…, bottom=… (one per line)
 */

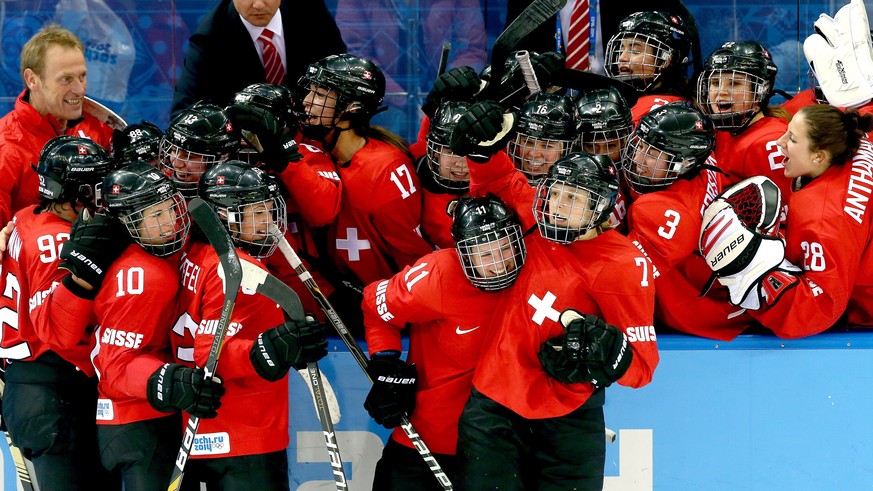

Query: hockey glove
left=226, top=102, right=303, bottom=172
left=699, top=201, right=801, bottom=310
left=59, top=209, right=130, bottom=297
left=539, top=309, right=632, bottom=388
left=364, top=352, right=418, bottom=428
left=449, top=101, right=516, bottom=163
left=803, top=0, right=873, bottom=108
left=421, top=66, right=482, bottom=118
left=531, top=51, right=565, bottom=87
left=250, top=315, right=329, bottom=382
left=146, top=363, right=225, bottom=419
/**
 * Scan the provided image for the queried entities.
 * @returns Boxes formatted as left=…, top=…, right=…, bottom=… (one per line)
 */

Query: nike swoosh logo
left=455, top=326, right=481, bottom=335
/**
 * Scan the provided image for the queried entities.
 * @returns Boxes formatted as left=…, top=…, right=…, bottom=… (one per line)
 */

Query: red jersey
left=414, top=155, right=469, bottom=250
left=714, top=116, right=792, bottom=220
left=781, top=89, right=818, bottom=115
left=473, top=231, right=658, bottom=418
left=857, top=101, right=873, bottom=116
left=751, top=139, right=873, bottom=336
left=363, top=249, right=500, bottom=454
left=0, top=206, right=95, bottom=375
left=277, top=142, right=342, bottom=227
left=93, top=246, right=182, bottom=425
left=177, top=241, right=288, bottom=458
left=329, top=139, right=433, bottom=285
left=0, top=90, right=113, bottom=224
left=631, top=94, right=687, bottom=126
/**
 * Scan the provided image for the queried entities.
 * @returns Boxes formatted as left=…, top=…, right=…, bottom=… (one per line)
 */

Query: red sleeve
left=625, top=197, right=700, bottom=275
left=279, top=144, right=342, bottom=226
left=780, top=89, right=817, bottom=115
left=631, top=95, right=687, bottom=126
left=32, top=281, right=94, bottom=348
left=467, top=151, right=537, bottom=229
left=94, top=256, right=179, bottom=399
left=363, top=252, right=446, bottom=355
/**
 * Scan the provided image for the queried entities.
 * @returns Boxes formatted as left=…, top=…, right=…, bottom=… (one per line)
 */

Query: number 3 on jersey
left=658, top=209, right=681, bottom=240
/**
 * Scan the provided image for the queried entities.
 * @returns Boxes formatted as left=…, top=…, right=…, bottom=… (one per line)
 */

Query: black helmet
left=232, top=83, right=297, bottom=129
left=604, top=11, right=691, bottom=93
left=508, top=92, right=578, bottom=184
left=427, top=100, right=471, bottom=192
left=36, top=135, right=116, bottom=207
left=199, top=160, right=287, bottom=258
left=697, top=41, right=778, bottom=130
left=159, top=102, right=240, bottom=196
left=622, top=102, right=714, bottom=193
left=575, top=86, right=633, bottom=163
left=449, top=195, right=527, bottom=291
left=298, top=54, right=385, bottom=138
left=532, top=152, right=620, bottom=243
left=102, top=161, right=190, bottom=257
left=112, top=121, right=163, bottom=164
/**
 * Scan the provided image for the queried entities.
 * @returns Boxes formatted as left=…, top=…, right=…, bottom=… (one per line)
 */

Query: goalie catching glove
left=250, top=315, right=330, bottom=382
left=699, top=177, right=801, bottom=310
left=146, top=363, right=226, bottom=419
left=449, top=100, right=516, bottom=163
left=364, top=351, right=417, bottom=428
left=538, top=309, right=632, bottom=388
left=225, top=102, right=303, bottom=172
left=803, top=0, right=873, bottom=108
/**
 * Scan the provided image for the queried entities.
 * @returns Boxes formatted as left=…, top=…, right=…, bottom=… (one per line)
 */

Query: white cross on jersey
left=336, top=227, right=371, bottom=261
left=528, top=291, right=560, bottom=325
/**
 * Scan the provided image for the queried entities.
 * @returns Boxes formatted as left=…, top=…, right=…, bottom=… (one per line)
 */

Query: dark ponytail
left=801, top=105, right=873, bottom=167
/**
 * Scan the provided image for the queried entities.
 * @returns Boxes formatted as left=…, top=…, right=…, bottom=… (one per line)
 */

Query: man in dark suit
left=171, top=0, right=346, bottom=119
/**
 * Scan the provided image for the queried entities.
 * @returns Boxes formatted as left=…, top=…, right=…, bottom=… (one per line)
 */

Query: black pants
left=186, top=449, right=290, bottom=491
left=2, top=353, right=119, bottom=491
left=455, top=387, right=606, bottom=491
left=98, top=414, right=199, bottom=491
left=372, top=437, right=457, bottom=491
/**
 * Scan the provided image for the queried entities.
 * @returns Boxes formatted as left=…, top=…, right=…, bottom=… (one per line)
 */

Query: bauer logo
left=191, top=432, right=231, bottom=456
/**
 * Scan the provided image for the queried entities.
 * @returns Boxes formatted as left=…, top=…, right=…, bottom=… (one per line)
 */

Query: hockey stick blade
left=488, top=0, right=566, bottom=97
left=238, top=260, right=348, bottom=488
left=168, top=198, right=242, bottom=491
left=83, top=96, right=127, bottom=131
left=270, top=226, right=454, bottom=491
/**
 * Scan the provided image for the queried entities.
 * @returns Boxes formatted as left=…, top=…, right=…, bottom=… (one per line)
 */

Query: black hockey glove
left=225, top=102, right=303, bottom=173
left=539, top=309, right=633, bottom=388
left=531, top=51, right=565, bottom=85
left=250, top=315, right=330, bottom=382
left=421, top=66, right=482, bottom=118
left=146, top=363, right=226, bottom=419
left=449, top=101, right=516, bottom=163
left=364, top=352, right=418, bottom=428
left=59, top=209, right=130, bottom=298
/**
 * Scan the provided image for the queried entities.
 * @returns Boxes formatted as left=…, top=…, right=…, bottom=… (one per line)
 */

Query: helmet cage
left=532, top=178, right=615, bottom=243
left=217, top=195, right=288, bottom=258
left=577, top=123, right=633, bottom=161
left=159, top=138, right=233, bottom=197
left=120, top=191, right=191, bottom=257
left=697, top=69, right=770, bottom=130
left=605, top=32, right=675, bottom=92
left=621, top=132, right=691, bottom=192
left=507, top=134, right=574, bottom=184
left=426, top=139, right=469, bottom=191
left=455, top=222, right=526, bottom=291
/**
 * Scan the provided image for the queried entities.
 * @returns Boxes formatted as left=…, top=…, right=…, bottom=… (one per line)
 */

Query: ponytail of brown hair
left=800, top=105, right=873, bottom=167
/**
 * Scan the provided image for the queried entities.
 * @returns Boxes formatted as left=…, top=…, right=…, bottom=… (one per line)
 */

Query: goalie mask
left=532, top=152, right=620, bottom=244
left=112, top=121, right=163, bottom=165
left=159, top=102, right=240, bottom=197
left=604, top=11, right=691, bottom=93
left=199, top=160, right=287, bottom=258
left=697, top=41, right=778, bottom=131
left=36, top=135, right=116, bottom=208
left=427, top=100, right=471, bottom=192
left=297, top=54, right=386, bottom=140
left=450, top=195, right=526, bottom=291
left=622, top=102, right=714, bottom=193
left=575, top=86, right=634, bottom=163
left=508, top=92, right=578, bottom=184
left=102, top=161, right=191, bottom=257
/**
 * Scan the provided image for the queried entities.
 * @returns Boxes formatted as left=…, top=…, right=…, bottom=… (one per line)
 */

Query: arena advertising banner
left=2, top=333, right=871, bottom=490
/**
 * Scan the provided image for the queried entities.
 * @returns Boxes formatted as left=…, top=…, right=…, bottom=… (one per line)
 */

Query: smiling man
left=0, top=25, right=114, bottom=225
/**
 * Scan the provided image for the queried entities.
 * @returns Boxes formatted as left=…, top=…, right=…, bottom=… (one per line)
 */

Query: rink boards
left=2, top=332, right=872, bottom=490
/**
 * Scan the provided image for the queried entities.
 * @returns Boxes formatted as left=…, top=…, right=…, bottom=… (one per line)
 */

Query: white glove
left=803, top=0, right=873, bottom=108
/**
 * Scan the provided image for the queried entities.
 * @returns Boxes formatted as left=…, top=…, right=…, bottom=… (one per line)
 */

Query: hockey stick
left=437, top=42, right=452, bottom=77
left=487, top=0, right=566, bottom=99
left=168, top=198, right=242, bottom=491
left=83, top=96, right=127, bottom=131
left=270, top=226, right=454, bottom=491
left=515, top=50, right=541, bottom=95
left=238, top=260, right=348, bottom=489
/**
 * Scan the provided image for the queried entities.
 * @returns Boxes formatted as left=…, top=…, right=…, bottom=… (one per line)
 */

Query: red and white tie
left=565, top=0, right=591, bottom=71
left=259, top=28, right=285, bottom=85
